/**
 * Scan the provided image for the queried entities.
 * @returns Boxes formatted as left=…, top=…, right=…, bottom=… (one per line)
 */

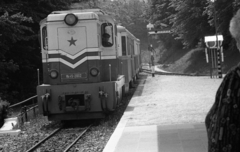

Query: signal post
left=146, top=23, right=171, bottom=77
left=204, top=35, right=224, bottom=78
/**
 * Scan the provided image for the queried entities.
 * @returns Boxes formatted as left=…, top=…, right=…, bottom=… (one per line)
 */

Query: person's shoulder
left=226, top=65, right=240, bottom=76
left=103, top=41, right=112, bottom=46
left=107, top=42, right=112, bottom=45
left=222, top=65, right=240, bottom=84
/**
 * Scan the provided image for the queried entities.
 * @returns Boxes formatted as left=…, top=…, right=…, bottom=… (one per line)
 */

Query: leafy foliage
left=169, top=0, right=212, bottom=48
left=149, top=0, right=181, bottom=50
left=2, top=0, right=240, bottom=104
left=101, top=0, right=150, bottom=49
left=149, top=0, right=240, bottom=51
left=0, top=0, right=71, bottom=103
left=149, top=0, right=240, bottom=73
left=0, top=98, right=10, bottom=126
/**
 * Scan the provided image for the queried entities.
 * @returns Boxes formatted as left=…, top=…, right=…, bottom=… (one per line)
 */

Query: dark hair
left=230, top=9, right=240, bottom=39
left=102, top=33, right=110, bottom=38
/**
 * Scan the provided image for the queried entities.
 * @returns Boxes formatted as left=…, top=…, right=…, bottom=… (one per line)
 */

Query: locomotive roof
left=51, top=9, right=105, bottom=15
left=117, top=25, right=140, bottom=42
left=46, top=9, right=113, bottom=22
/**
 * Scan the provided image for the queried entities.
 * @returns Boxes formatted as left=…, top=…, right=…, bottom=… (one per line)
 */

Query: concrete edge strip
left=0, top=129, right=21, bottom=136
left=103, top=75, right=150, bottom=152
left=102, top=118, right=128, bottom=152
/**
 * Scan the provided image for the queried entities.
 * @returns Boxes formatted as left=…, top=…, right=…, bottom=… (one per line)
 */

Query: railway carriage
left=37, top=9, right=141, bottom=121
left=117, top=26, right=141, bottom=91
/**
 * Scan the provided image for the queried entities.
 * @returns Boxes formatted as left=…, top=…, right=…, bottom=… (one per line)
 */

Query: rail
left=63, top=125, right=92, bottom=152
left=9, top=95, right=37, bottom=108
left=25, top=127, right=62, bottom=152
left=25, top=125, right=91, bottom=152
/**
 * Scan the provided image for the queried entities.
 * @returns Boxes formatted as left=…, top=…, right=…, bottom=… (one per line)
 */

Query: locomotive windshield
left=42, top=26, right=48, bottom=50
left=101, top=23, right=113, bottom=47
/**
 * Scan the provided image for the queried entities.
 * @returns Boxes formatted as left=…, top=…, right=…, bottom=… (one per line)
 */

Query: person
left=148, top=44, right=156, bottom=64
left=102, top=33, right=112, bottom=47
left=205, top=9, right=240, bottom=152
left=148, top=44, right=156, bottom=77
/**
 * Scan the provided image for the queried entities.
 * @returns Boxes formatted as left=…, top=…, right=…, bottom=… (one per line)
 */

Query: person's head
left=230, top=9, right=240, bottom=50
left=102, top=33, right=110, bottom=41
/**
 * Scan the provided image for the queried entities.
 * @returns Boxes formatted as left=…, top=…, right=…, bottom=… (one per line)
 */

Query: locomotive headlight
left=64, top=13, right=78, bottom=26
left=90, top=68, right=99, bottom=77
left=49, top=70, right=58, bottom=79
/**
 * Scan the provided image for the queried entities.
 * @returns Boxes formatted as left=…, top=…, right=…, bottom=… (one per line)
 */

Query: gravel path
left=127, top=74, right=222, bottom=126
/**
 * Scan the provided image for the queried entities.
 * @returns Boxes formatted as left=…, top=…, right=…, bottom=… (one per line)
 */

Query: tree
left=169, top=0, right=212, bottom=48
left=149, top=0, right=180, bottom=50
left=0, top=1, right=33, bottom=100
left=204, top=0, right=237, bottom=49
left=101, top=0, right=150, bottom=49
left=0, top=0, right=71, bottom=103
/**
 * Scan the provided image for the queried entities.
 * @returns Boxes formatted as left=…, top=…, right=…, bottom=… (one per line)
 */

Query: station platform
left=103, top=68, right=222, bottom=152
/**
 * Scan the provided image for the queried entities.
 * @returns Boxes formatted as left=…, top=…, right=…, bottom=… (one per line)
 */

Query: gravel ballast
left=0, top=80, right=137, bottom=152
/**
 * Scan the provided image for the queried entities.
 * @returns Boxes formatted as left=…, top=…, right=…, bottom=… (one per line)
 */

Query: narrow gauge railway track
left=26, top=125, right=91, bottom=152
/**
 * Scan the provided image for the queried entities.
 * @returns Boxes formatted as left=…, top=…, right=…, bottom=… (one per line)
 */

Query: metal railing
left=9, top=95, right=39, bottom=127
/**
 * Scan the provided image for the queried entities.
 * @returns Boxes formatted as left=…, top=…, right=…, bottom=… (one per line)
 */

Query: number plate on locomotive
left=61, top=73, right=87, bottom=79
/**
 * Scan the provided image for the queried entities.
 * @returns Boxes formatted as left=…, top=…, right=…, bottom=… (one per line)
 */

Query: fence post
left=20, top=114, right=24, bottom=126
left=37, top=69, right=40, bottom=85
left=23, top=106, right=28, bottom=122
left=33, top=106, right=36, bottom=118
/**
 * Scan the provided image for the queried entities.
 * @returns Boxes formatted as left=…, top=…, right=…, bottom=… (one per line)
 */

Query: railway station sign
left=204, top=35, right=223, bottom=48
left=204, top=35, right=224, bottom=79
left=148, top=30, right=172, bottom=35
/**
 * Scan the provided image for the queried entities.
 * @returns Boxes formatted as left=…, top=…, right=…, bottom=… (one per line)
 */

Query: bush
left=0, top=98, right=10, bottom=127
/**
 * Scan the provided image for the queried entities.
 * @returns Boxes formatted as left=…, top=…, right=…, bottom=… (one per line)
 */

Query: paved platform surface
left=103, top=70, right=222, bottom=152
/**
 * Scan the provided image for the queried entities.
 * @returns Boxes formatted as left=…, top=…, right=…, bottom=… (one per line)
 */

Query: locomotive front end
left=37, top=9, right=125, bottom=121
left=37, top=81, right=124, bottom=120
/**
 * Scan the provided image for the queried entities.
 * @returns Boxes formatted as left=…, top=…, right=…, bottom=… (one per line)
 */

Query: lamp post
left=211, top=0, right=218, bottom=49
left=208, top=0, right=223, bottom=78
left=146, top=23, right=154, bottom=47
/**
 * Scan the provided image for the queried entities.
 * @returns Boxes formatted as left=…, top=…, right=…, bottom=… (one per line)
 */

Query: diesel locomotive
left=37, top=9, right=141, bottom=121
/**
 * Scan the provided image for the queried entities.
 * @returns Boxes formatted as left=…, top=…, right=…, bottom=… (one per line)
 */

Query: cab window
left=42, top=26, right=48, bottom=50
left=101, top=23, right=113, bottom=47
left=122, top=36, right=126, bottom=55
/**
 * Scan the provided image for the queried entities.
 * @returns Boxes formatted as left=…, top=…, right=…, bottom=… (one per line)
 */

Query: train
left=37, top=9, right=141, bottom=121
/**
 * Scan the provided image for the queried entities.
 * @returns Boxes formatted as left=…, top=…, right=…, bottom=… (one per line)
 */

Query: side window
left=122, top=36, right=126, bottom=56
left=127, top=37, right=130, bottom=55
left=101, top=23, right=113, bottom=47
left=42, top=26, right=48, bottom=50
left=132, top=39, right=135, bottom=55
